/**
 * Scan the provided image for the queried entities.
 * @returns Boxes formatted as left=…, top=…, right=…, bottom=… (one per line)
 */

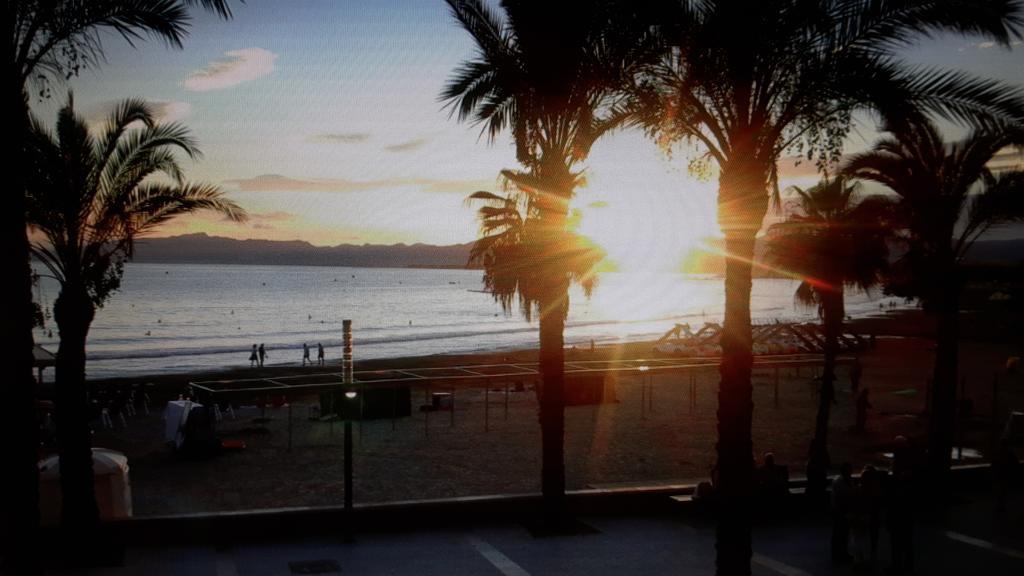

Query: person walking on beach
left=317, top=342, right=325, bottom=366
left=302, top=342, right=310, bottom=366
left=258, top=343, right=267, bottom=367
left=249, top=344, right=258, bottom=368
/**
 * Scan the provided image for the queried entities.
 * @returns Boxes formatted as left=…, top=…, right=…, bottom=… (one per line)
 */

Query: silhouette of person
left=831, top=462, right=854, bottom=564
left=757, top=451, right=789, bottom=505
left=249, top=344, right=258, bottom=368
left=806, top=437, right=830, bottom=500
left=850, top=358, right=863, bottom=393
left=887, top=436, right=916, bottom=575
left=994, top=437, right=1018, bottom=516
left=857, top=465, right=884, bottom=567
left=302, top=342, right=310, bottom=366
left=855, top=388, right=872, bottom=432
left=258, top=343, right=267, bottom=367
left=317, top=342, right=325, bottom=366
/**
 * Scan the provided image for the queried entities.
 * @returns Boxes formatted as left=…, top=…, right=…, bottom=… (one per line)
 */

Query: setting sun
left=574, top=133, right=721, bottom=274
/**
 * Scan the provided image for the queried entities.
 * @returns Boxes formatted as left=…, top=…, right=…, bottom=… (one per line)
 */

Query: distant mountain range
left=133, top=234, right=475, bottom=269
left=132, top=233, right=1024, bottom=272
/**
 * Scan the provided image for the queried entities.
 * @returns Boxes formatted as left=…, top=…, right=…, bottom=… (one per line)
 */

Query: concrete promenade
left=53, top=485, right=1022, bottom=575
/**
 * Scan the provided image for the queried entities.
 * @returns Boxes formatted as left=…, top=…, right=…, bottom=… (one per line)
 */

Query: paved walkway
left=56, top=490, right=1022, bottom=575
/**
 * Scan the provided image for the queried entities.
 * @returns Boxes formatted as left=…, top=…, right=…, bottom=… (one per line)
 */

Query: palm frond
left=958, top=170, right=1024, bottom=258
left=898, top=66, right=1024, bottom=127
left=183, top=0, right=238, bottom=19
left=25, top=95, right=245, bottom=307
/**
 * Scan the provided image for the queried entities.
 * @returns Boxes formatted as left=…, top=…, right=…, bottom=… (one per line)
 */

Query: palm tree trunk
left=714, top=148, right=769, bottom=576
left=53, top=286, right=101, bottom=541
left=538, top=287, right=569, bottom=527
left=807, top=288, right=843, bottom=500
left=2, top=81, right=41, bottom=575
left=534, top=160, right=573, bottom=528
left=927, top=277, right=960, bottom=492
left=717, top=230, right=756, bottom=576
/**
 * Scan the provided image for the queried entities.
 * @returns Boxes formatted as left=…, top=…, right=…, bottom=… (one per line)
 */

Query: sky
left=29, top=0, right=1024, bottom=271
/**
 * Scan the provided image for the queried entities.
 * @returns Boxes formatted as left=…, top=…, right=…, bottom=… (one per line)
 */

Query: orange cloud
left=384, top=137, right=428, bottom=152
left=223, top=173, right=495, bottom=195
left=309, top=133, right=371, bottom=144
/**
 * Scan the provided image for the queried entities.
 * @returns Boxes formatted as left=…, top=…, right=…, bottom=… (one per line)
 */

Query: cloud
left=310, top=133, right=371, bottom=144
left=251, top=211, right=296, bottom=222
left=966, top=39, right=1020, bottom=51
left=222, top=210, right=295, bottom=224
left=384, top=137, right=429, bottom=153
left=184, top=48, right=277, bottom=91
left=83, top=100, right=191, bottom=127
left=224, top=173, right=494, bottom=195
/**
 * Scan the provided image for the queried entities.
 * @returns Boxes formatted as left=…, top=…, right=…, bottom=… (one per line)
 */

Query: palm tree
left=620, top=2, right=1024, bottom=572
left=467, top=169, right=604, bottom=334
left=467, top=170, right=604, bottom=359
left=844, top=116, right=1024, bottom=489
left=4, top=2, right=234, bottom=571
left=765, top=177, right=894, bottom=498
left=442, top=0, right=637, bottom=526
left=24, top=95, right=244, bottom=552
left=466, top=172, right=603, bottom=527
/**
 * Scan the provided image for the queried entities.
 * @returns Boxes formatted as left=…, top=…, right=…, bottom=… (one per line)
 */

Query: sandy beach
left=73, top=309, right=1022, bottom=517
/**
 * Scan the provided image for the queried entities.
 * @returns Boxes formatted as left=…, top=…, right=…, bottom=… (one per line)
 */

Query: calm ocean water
left=32, top=263, right=903, bottom=379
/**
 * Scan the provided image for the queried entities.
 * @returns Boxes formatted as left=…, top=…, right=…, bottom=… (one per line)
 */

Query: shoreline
left=66, top=307, right=942, bottom=405
left=77, top=308, right=935, bottom=395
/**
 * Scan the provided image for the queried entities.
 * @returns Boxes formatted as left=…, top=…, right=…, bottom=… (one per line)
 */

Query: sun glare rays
left=573, top=135, right=720, bottom=275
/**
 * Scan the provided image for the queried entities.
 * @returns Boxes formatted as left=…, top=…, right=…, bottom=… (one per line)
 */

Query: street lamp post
left=344, top=390, right=356, bottom=513
left=342, top=320, right=355, bottom=541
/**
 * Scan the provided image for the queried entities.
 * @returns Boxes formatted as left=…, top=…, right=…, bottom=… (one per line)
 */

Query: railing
left=79, top=354, right=860, bottom=517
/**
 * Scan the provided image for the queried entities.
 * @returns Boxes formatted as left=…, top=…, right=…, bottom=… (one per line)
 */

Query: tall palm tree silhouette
left=620, top=2, right=1024, bottom=572
left=766, top=176, right=894, bottom=498
left=845, top=116, right=1024, bottom=489
left=25, top=95, right=244, bottom=556
left=442, top=0, right=636, bottom=526
left=4, top=2, right=235, bottom=570
left=466, top=170, right=604, bottom=340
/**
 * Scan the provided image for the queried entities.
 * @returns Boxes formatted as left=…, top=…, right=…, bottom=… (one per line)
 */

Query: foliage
left=25, top=95, right=246, bottom=308
left=10, top=1, right=234, bottom=98
left=467, top=171, right=605, bottom=322
left=442, top=0, right=649, bottom=171
left=766, top=176, right=896, bottom=314
left=844, top=116, right=1024, bottom=307
left=618, top=0, right=1024, bottom=200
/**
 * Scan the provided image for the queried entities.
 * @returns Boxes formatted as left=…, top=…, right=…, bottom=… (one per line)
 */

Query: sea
left=31, top=263, right=906, bottom=380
